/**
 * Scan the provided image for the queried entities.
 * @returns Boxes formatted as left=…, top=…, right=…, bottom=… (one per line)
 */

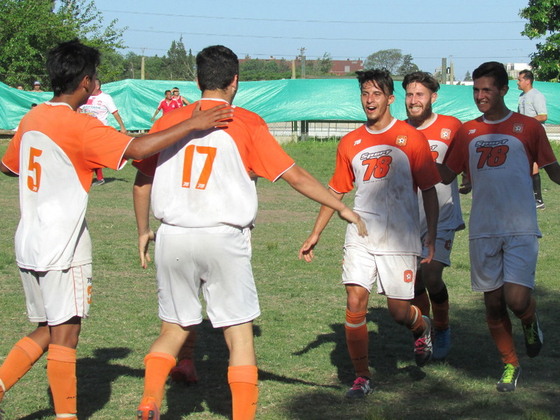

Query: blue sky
left=95, top=0, right=539, bottom=80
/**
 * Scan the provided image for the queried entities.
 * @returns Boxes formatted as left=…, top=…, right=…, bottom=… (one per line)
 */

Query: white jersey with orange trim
left=2, top=102, right=133, bottom=271
left=329, top=118, right=441, bottom=255
left=79, top=91, right=118, bottom=125
left=134, top=98, right=295, bottom=229
left=444, top=111, right=556, bottom=239
left=413, top=113, right=464, bottom=233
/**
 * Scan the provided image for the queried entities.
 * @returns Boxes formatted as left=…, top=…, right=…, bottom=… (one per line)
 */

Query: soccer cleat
left=522, top=313, right=543, bottom=358
left=169, top=358, right=198, bottom=385
left=496, top=363, right=521, bottom=392
left=432, top=327, right=451, bottom=361
left=345, top=376, right=373, bottom=398
left=92, top=179, right=105, bottom=186
left=536, top=199, right=545, bottom=209
left=137, top=397, right=160, bottom=420
left=414, top=316, right=433, bottom=367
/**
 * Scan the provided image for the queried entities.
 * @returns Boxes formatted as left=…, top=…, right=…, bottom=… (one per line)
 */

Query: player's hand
left=459, top=180, right=472, bottom=194
left=338, top=207, right=368, bottom=237
left=420, top=236, right=435, bottom=264
left=138, top=229, right=156, bottom=269
left=298, top=233, right=320, bottom=263
left=191, top=103, right=233, bottom=130
left=120, top=128, right=128, bottom=134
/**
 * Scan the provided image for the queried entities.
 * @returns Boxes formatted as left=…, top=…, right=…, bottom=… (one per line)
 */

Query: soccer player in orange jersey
left=299, top=69, right=440, bottom=398
left=132, top=45, right=365, bottom=420
left=402, top=72, right=464, bottom=361
left=0, top=40, right=231, bottom=420
left=439, top=61, right=560, bottom=391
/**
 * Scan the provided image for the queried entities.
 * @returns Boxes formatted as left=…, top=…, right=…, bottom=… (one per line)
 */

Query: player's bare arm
left=280, top=165, right=367, bottom=236
left=133, top=171, right=155, bottom=268
left=420, top=186, right=439, bottom=264
left=0, top=161, right=17, bottom=177
left=436, top=162, right=458, bottom=185
left=543, top=162, right=560, bottom=185
left=126, top=103, right=233, bottom=160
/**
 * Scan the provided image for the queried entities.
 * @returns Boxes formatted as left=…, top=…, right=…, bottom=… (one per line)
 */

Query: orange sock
left=487, top=315, right=518, bottom=366
left=412, top=290, right=431, bottom=317
left=518, top=297, right=536, bottom=326
left=406, top=305, right=425, bottom=337
left=142, top=352, right=176, bottom=408
left=47, top=345, right=77, bottom=419
left=345, top=309, right=370, bottom=378
left=0, top=337, right=44, bottom=401
left=228, top=365, right=258, bottom=420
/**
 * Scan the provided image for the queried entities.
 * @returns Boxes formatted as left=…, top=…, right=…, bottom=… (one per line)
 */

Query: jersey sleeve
left=443, top=126, right=469, bottom=175
left=246, top=123, right=295, bottom=182
left=1, top=130, right=23, bottom=174
left=328, top=136, right=356, bottom=194
left=410, top=130, right=441, bottom=190
left=104, top=93, right=118, bottom=114
left=533, top=91, right=548, bottom=116
left=82, top=118, right=133, bottom=170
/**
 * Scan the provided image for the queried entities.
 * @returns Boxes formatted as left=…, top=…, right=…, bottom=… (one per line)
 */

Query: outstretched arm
left=125, top=103, right=233, bottom=160
left=133, top=170, right=155, bottom=268
left=112, top=110, right=127, bottom=134
left=420, top=186, right=439, bottom=264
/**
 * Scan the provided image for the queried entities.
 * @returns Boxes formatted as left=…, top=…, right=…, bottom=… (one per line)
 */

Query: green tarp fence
left=1, top=78, right=558, bottom=131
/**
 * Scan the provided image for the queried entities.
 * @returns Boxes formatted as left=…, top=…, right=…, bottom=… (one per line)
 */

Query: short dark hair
left=402, top=71, right=439, bottom=93
left=356, top=69, right=394, bottom=95
left=46, top=39, right=100, bottom=96
left=519, top=69, right=534, bottom=84
left=196, top=45, right=239, bottom=91
left=164, top=90, right=171, bottom=94
left=472, top=61, right=509, bottom=90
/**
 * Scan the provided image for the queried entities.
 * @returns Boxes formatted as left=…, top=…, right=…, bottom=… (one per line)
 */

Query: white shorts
left=469, top=235, right=538, bottom=292
left=20, top=264, right=92, bottom=326
left=155, top=224, right=260, bottom=328
left=342, top=244, right=417, bottom=300
left=420, top=229, right=456, bottom=266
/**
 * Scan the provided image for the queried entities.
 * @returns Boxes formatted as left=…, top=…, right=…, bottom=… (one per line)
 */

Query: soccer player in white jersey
left=0, top=40, right=232, bottom=420
left=132, top=45, right=366, bottom=420
left=439, top=61, right=560, bottom=392
left=402, top=71, right=464, bottom=360
left=299, top=69, right=440, bottom=398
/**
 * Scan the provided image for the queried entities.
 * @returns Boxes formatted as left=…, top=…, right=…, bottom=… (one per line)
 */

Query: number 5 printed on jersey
left=27, top=147, right=43, bottom=192
left=182, top=145, right=217, bottom=189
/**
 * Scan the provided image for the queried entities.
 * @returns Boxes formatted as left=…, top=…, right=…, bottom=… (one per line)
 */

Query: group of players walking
left=0, top=40, right=556, bottom=420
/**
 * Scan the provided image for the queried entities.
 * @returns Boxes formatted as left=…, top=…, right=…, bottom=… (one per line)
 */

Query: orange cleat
left=136, top=397, right=159, bottom=420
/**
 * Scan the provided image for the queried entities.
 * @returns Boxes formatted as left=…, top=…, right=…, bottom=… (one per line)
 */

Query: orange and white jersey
left=134, top=99, right=295, bottom=229
left=414, top=113, right=464, bottom=233
left=2, top=102, right=133, bottom=271
left=444, top=111, right=556, bottom=238
left=330, top=118, right=440, bottom=255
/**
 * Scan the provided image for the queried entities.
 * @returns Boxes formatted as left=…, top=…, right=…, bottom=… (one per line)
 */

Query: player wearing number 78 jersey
left=132, top=45, right=366, bottom=420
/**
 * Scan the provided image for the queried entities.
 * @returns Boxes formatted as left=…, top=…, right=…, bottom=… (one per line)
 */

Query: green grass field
left=0, top=139, right=559, bottom=420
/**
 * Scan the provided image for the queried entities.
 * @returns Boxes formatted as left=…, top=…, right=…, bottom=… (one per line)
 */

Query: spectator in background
left=517, top=69, right=548, bottom=209
left=79, top=79, right=128, bottom=186
left=151, top=90, right=180, bottom=121
left=16, top=84, right=24, bottom=90
left=31, top=81, right=44, bottom=92
left=172, top=87, right=189, bottom=106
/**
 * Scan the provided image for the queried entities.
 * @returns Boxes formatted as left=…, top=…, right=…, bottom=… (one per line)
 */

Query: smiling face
left=473, top=76, right=508, bottom=116
left=361, top=80, right=394, bottom=127
left=405, top=81, right=436, bottom=124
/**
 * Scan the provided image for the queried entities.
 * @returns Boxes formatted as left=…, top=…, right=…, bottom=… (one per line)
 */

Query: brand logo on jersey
left=396, top=136, right=407, bottom=146
left=441, top=128, right=452, bottom=140
left=475, top=138, right=509, bottom=148
left=513, top=123, right=524, bottom=133
left=360, top=149, right=391, bottom=161
left=468, top=129, right=477, bottom=135
left=404, top=270, right=414, bottom=283
left=354, top=139, right=362, bottom=146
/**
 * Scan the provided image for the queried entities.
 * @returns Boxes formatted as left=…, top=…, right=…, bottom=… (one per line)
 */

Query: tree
left=364, top=49, right=405, bottom=74
left=165, top=37, right=196, bottom=81
left=0, top=0, right=125, bottom=88
left=520, top=0, right=560, bottom=81
left=464, top=71, right=472, bottom=81
left=396, top=54, right=419, bottom=76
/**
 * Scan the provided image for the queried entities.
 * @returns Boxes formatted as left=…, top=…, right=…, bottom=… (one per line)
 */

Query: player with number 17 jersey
left=330, top=118, right=440, bottom=255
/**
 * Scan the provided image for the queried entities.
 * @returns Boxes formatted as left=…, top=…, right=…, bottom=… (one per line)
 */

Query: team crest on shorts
left=440, top=128, right=451, bottom=140
left=513, top=123, right=524, bottom=133
left=396, top=136, right=408, bottom=146
left=404, top=270, right=414, bottom=283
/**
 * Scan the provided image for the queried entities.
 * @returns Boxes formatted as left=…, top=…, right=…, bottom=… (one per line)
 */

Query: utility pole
left=141, top=48, right=146, bottom=80
left=441, top=57, right=447, bottom=84
left=299, top=47, right=306, bottom=79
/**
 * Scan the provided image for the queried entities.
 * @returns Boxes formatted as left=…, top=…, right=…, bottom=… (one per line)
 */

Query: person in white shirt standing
left=517, top=69, right=548, bottom=209
left=80, top=79, right=127, bottom=186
